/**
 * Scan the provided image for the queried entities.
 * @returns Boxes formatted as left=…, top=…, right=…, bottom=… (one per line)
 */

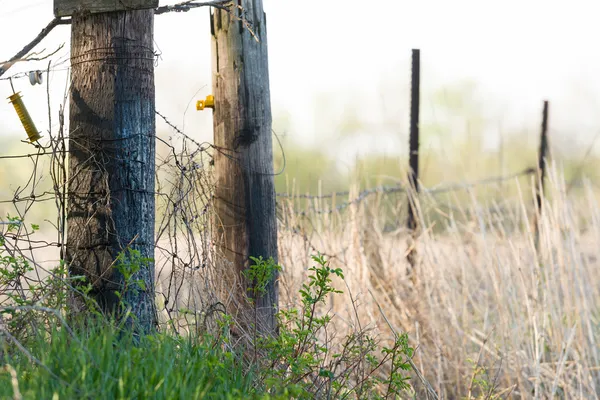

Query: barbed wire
left=0, top=131, right=536, bottom=220
left=0, top=65, right=71, bottom=82
left=278, top=168, right=536, bottom=216
left=0, top=78, right=220, bottom=337
left=0, top=6, right=574, bottom=386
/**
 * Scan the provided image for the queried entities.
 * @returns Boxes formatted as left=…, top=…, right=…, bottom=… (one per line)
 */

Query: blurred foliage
left=1, top=77, right=600, bottom=226
left=273, top=137, right=344, bottom=195
left=274, top=79, right=600, bottom=199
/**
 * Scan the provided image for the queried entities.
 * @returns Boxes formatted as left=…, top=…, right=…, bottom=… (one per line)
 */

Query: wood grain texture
left=210, top=0, right=279, bottom=336
left=54, top=0, right=158, bottom=17
left=67, top=9, right=157, bottom=332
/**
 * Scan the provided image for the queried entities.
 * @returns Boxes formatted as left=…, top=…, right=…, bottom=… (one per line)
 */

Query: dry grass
left=277, top=164, right=600, bottom=399
left=3, top=161, right=599, bottom=398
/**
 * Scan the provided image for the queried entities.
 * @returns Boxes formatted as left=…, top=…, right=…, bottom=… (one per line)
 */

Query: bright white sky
left=1, top=0, right=600, bottom=158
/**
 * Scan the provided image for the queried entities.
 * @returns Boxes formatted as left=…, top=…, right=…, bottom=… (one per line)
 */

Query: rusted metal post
left=534, top=100, right=549, bottom=250
left=406, top=49, right=420, bottom=281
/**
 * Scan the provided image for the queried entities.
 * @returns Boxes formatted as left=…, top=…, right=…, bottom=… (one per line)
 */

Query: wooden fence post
left=210, top=1, right=279, bottom=336
left=66, top=7, right=157, bottom=332
left=406, top=49, right=420, bottom=281
left=534, top=100, right=549, bottom=250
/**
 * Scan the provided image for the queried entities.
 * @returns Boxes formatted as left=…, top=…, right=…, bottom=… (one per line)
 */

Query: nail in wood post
left=406, top=49, right=420, bottom=279
left=534, top=100, right=549, bottom=250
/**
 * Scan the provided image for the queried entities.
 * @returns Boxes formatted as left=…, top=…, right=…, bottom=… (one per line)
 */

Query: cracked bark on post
left=210, top=0, right=279, bottom=337
left=66, top=9, right=157, bottom=332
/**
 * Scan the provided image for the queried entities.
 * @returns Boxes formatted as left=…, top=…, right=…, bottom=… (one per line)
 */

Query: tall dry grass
left=277, top=164, right=600, bottom=399
left=3, top=154, right=599, bottom=398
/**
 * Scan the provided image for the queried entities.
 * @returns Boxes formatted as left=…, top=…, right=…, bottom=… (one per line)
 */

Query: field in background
left=1, top=124, right=600, bottom=397
left=277, top=164, right=600, bottom=398
left=272, top=131, right=600, bottom=198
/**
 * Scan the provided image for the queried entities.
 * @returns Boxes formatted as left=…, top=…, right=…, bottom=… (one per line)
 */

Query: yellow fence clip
left=7, top=92, right=41, bottom=143
left=196, top=95, right=215, bottom=111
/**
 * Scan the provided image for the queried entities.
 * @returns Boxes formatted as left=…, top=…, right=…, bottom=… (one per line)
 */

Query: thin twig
left=369, top=289, right=440, bottom=400
left=0, top=1, right=229, bottom=78
left=467, top=335, right=488, bottom=399
left=0, top=18, right=70, bottom=78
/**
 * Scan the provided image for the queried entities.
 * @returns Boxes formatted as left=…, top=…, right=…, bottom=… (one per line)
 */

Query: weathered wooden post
left=209, top=0, right=279, bottom=336
left=534, top=100, right=549, bottom=251
left=406, top=49, right=420, bottom=282
left=58, top=0, right=159, bottom=332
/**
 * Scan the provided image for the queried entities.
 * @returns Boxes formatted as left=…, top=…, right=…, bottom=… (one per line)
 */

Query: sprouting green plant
left=243, top=256, right=282, bottom=299
left=0, top=217, right=35, bottom=334
left=465, top=357, right=503, bottom=400
left=113, top=247, right=153, bottom=315
left=5, top=215, right=23, bottom=232
left=250, top=253, right=414, bottom=399
left=0, top=247, right=34, bottom=308
left=0, top=217, right=89, bottom=335
left=113, top=249, right=151, bottom=295
left=114, top=248, right=152, bottom=291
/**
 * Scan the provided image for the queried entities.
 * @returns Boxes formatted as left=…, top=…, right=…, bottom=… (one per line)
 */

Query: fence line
left=0, top=165, right=535, bottom=220
left=0, top=111, right=536, bottom=222
left=0, top=98, right=218, bottom=334
left=279, top=167, right=536, bottom=217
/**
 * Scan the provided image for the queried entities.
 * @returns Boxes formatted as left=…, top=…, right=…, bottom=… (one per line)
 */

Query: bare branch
left=0, top=2, right=234, bottom=79
left=21, top=44, right=65, bottom=64
left=0, top=17, right=71, bottom=78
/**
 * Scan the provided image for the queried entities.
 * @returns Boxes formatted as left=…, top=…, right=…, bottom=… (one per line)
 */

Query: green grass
left=0, top=323, right=264, bottom=400
left=0, top=254, right=415, bottom=399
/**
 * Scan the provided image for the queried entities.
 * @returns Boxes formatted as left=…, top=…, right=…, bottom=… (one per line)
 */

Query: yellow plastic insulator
left=196, top=95, right=215, bottom=111
left=7, top=92, right=41, bottom=143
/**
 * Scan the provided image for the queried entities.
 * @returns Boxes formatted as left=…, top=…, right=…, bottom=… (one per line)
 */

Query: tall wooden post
left=534, top=100, right=549, bottom=250
left=66, top=7, right=157, bottom=332
left=210, top=1, right=279, bottom=335
left=406, top=49, right=420, bottom=281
